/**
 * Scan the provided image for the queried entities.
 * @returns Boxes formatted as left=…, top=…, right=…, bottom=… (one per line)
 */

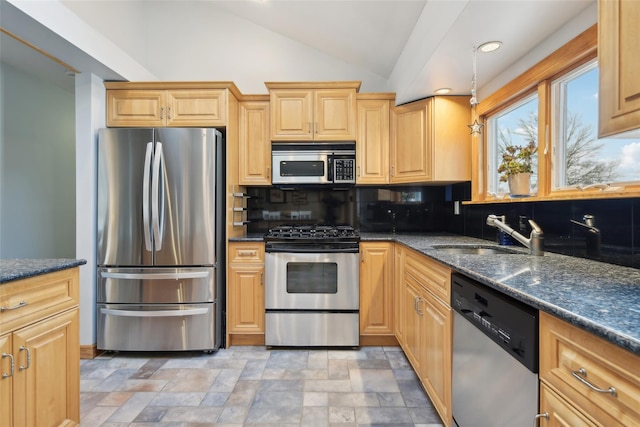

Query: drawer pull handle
left=571, top=368, right=617, bottom=397
left=2, top=353, right=14, bottom=379
left=0, top=301, right=28, bottom=312
left=238, top=250, right=257, bottom=257
left=19, top=346, right=31, bottom=371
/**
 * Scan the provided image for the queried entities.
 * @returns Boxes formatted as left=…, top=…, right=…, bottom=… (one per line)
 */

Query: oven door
left=265, top=251, right=359, bottom=310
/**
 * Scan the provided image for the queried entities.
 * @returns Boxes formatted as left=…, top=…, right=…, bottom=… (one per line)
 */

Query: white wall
left=0, top=61, right=76, bottom=258
left=74, top=72, right=104, bottom=346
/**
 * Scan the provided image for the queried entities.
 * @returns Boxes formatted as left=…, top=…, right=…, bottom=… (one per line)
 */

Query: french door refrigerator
left=96, top=128, right=225, bottom=352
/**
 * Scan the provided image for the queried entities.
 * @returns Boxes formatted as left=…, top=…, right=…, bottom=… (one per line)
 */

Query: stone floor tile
left=377, top=391, right=406, bottom=407
left=347, top=358, right=392, bottom=369
left=209, top=368, right=242, bottom=392
left=329, top=406, right=356, bottom=423
left=117, top=379, right=168, bottom=392
left=304, top=379, right=352, bottom=392
left=80, top=391, right=109, bottom=418
left=162, top=368, right=219, bottom=392
left=328, top=392, right=380, bottom=407
left=327, top=350, right=367, bottom=360
left=258, top=378, right=304, bottom=392
left=200, top=391, right=230, bottom=406
left=302, top=406, right=329, bottom=425
left=303, top=391, right=329, bottom=407
left=354, top=406, right=414, bottom=424
left=128, top=358, right=168, bottom=379
left=217, top=406, right=248, bottom=423
left=349, top=369, right=400, bottom=393
left=98, top=391, right=133, bottom=407
left=327, top=359, right=350, bottom=379
left=409, top=406, right=442, bottom=423
left=240, top=359, right=267, bottom=380
left=244, top=404, right=302, bottom=424
left=106, top=391, right=157, bottom=423
left=148, top=392, right=205, bottom=407
left=161, top=406, right=223, bottom=422
left=80, top=405, right=118, bottom=426
left=265, top=350, right=309, bottom=369
left=251, top=390, right=303, bottom=408
left=307, top=350, right=329, bottom=369
left=261, top=368, right=286, bottom=379
left=133, top=406, right=168, bottom=422
left=283, top=368, right=329, bottom=380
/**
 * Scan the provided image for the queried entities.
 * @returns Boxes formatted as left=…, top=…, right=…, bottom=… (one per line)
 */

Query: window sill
left=465, top=188, right=640, bottom=204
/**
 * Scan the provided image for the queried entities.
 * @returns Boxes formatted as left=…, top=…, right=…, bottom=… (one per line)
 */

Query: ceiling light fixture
left=478, top=41, right=502, bottom=53
left=434, top=88, right=452, bottom=95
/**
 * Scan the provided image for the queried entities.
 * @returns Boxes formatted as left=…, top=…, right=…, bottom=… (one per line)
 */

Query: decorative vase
left=508, top=173, right=531, bottom=197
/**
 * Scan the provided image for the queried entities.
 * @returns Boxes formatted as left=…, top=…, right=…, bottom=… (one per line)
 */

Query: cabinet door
left=106, top=90, right=166, bottom=127
left=270, top=90, right=313, bottom=140
left=598, top=0, right=640, bottom=137
left=314, top=89, right=357, bottom=141
left=13, top=309, right=79, bottom=427
left=540, top=384, right=599, bottom=427
left=394, top=245, right=405, bottom=343
left=360, top=242, right=394, bottom=335
left=419, top=290, right=452, bottom=426
left=401, top=273, right=422, bottom=373
left=1, top=333, right=13, bottom=427
left=167, top=89, right=227, bottom=127
left=357, top=99, right=390, bottom=184
left=227, top=264, right=265, bottom=333
left=390, top=100, right=431, bottom=183
left=239, top=101, right=271, bottom=185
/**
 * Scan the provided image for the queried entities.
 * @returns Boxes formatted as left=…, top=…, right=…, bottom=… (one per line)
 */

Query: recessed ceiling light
left=478, top=41, right=502, bottom=53
left=434, top=88, right=452, bottom=95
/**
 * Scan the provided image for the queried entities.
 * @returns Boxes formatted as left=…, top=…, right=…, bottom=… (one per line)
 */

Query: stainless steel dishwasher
left=451, top=273, right=539, bottom=427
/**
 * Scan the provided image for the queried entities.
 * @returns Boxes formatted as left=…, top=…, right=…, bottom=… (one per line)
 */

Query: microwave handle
left=327, top=156, right=334, bottom=182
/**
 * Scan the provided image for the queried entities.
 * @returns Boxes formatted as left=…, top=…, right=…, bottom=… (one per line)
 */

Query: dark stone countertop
left=361, top=232, right=640, bottom=356
left=0, top=259, right=87, bottom=284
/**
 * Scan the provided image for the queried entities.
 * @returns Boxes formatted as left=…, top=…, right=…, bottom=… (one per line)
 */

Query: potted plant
left=497, top=140, right=537, bottom=196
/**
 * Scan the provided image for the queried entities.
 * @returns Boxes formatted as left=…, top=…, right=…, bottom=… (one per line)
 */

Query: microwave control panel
left=333, top=158, right=355, bottom=183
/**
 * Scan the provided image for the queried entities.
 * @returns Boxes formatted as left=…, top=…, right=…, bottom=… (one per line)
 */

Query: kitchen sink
left=430, top=245, right=522, bottom=255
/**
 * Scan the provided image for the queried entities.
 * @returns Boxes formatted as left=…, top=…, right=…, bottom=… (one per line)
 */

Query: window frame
left=469, top=24, right=639, bottom=203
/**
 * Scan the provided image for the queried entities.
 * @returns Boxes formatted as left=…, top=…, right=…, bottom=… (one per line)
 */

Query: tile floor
left=80, top=346, right=444, bottom=427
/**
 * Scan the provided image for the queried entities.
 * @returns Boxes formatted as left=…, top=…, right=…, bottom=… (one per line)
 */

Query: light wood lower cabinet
left=0, top=268, right=80, bottom=427
left=227, top=242, right=265, bottom=346
left=539, top=383, right=599, bottom=427
left=539, top=311, right=640, bottom=427
left=397, top=246, right=452, bottom=427
left=359, top=242, right=394, bottom=336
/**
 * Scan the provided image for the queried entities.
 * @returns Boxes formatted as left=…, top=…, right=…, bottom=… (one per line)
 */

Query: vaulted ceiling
left=1, top=0, right=595, bottom=104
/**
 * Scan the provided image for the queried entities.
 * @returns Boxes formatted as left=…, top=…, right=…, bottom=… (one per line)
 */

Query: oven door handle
left=265, top=248, right=359, bottom=254
left=100, top=307, right=208, bottom=317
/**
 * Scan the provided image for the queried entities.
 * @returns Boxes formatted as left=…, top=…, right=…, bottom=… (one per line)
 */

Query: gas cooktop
left=265, top=224, right=359, bottom=241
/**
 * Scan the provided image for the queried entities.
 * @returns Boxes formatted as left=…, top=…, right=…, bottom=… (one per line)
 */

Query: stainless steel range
left=264, top=224, right=360, bottom=347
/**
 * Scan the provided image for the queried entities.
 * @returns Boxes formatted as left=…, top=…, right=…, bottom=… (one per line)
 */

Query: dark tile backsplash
left=246, top=184, right=639, bottom=269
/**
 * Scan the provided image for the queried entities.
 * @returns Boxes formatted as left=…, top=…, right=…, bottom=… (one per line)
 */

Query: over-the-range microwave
left=271, top=142, right=356, bottom=186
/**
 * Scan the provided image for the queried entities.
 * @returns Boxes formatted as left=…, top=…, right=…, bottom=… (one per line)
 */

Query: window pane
left=487, top=95, right=539, bottom=195
left=553, top=61, right=640, bottom=188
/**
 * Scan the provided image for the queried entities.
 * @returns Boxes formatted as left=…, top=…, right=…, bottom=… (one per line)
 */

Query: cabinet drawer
left=229, top=243, right=265, bottom=263
left=540, top=312, right=640, bottom=427
left=404, top=247, right=450, bottom=302
left=0, top=268, right=79, bottom=334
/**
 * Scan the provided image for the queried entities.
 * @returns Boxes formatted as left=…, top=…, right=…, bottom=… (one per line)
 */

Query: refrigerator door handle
left=101, top=271, right=210, bottom=280
left=152, top=142, right=165, bottom=251
left=142, top=142, right=154, bottom=251
left=100, top=307, right=209, bottom=318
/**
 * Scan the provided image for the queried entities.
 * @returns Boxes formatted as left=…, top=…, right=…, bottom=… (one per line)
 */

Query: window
left=486, top=94, right=539, bottom=196
left=552, top=59, right=640, bottom=190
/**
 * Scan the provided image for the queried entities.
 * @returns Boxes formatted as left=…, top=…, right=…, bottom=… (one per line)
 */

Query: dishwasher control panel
left=451, top=273, right=539, bottom=372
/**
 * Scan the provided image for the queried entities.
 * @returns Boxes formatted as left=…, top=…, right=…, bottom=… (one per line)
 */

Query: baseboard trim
left=359, top=335, right=399, bottom=347
left=227, top=334, right=265, bottom=347
left=80, top=344, right=102, bottom=359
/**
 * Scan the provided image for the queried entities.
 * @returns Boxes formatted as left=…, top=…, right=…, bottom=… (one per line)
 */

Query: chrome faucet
left=486, top=214, right=544, bottom=256
left=571, top=214, right=601, bottom=257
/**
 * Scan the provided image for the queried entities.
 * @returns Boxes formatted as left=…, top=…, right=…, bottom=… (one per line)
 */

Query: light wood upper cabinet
left=539, top=311, right=640, bottom=427
left=0, top=268, right=80, bottom=427
left=227, top=243, right=265, bottom=340
left=356, top=95, right=393, bottom=184
left=266, top=82, right=360, bottom=141
left=239, top=99, right=271, bottom=185
left=598, top=0, right=640, bottom=137
left=390, top=96, right=471, bottom=184
left=359, top=242, right=394, bottom=336
left=105, top=82, right=241, bottom=128
left=107, top=89, right=227, bottom=127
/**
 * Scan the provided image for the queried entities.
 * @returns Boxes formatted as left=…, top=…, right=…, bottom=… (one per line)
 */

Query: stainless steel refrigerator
left=96, top=128, right=224, bottom=352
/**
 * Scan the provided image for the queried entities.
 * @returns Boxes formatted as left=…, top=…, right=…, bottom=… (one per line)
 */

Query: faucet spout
left=571, top=214, right=601, bottom=257
left=486, top=215, right=544, bottom=256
